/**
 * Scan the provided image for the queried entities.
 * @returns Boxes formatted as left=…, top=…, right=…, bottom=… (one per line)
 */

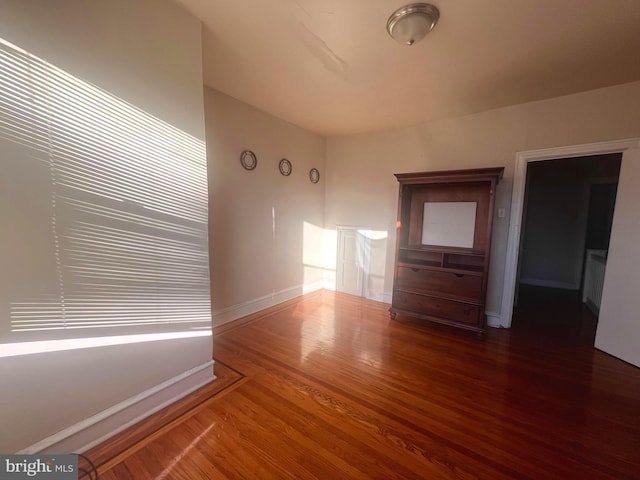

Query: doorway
left=501, top=139, right=640, bottom=329
left=511, top=154, right=621, bottom=343
left=502, top=138, right=640, bottom=366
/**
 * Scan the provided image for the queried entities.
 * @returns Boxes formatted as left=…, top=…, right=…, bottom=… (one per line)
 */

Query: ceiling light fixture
left=386, top=3, right=440, bottom=46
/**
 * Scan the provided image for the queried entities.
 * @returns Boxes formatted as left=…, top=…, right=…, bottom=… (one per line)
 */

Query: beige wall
left=0, top=0, right=210, bottom=453
left=325, top=81, right=640, bottom=315
left=204, top=89, right=326, bottom=321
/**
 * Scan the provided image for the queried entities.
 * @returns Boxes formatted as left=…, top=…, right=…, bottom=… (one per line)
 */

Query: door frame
left=499, top=138, right=640, bottom=328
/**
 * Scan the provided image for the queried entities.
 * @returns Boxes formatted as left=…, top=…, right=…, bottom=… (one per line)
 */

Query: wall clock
left=240, top=150, right=257, bottom=170
left=309, top=168, right=320, bottom=184
left=279, top=158, right=292, bottom=176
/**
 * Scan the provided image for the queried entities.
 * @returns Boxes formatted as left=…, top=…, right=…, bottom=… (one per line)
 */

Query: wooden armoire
left=389, top=167, right=504, bottom=335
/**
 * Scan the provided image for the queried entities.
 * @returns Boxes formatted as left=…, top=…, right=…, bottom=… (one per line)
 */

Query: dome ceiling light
left=386, top=3, right=440, bottom=46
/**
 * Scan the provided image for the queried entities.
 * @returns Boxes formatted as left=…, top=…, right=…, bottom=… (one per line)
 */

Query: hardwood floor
left=512, top=284, right=599, bottom=345
left=93, top=290, right=640, bottom=479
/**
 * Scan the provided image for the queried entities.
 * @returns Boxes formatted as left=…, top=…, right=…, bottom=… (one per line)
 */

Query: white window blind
left=0, top=38, right=211, bottom=345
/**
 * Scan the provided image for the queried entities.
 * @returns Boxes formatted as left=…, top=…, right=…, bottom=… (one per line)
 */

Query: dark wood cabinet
left=390, top=167, right=504, bottom=335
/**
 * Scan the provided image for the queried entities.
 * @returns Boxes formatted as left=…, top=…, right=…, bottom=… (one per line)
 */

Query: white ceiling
left=175, top=0, right=640, bottom=136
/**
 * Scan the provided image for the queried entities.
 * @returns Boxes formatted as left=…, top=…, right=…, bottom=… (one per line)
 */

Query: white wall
left=325, top=81, right=640, bottom=318
left=0, top=0, right=212, bottom=453
left=204, top=89, right=326, bottom=325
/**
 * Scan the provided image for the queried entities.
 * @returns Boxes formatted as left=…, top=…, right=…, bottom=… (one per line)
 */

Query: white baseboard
left=20, top=360, right=215, bottom=455
left=519, top=278, right=579, bottom=290
left=486, top=311, right=502, bottom=328
left=212, top=282, right=324, bottom=327
left=305, top=279, right=328, bottom=294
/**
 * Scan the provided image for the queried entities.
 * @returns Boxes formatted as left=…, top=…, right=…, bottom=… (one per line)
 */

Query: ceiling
left=175, top=0, right=640, bottom=136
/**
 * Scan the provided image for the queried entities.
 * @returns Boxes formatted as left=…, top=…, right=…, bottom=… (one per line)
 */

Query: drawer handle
left=454, top=273, right=465, bottom=278
left=411, top=268, right=420, bottom=272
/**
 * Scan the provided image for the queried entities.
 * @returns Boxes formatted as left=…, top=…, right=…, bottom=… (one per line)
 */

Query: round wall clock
left=309, top=168, right=320, bottom=184
left=240, top=150, right=257, bottom=170
left=279, top=158, right=292, bottom=176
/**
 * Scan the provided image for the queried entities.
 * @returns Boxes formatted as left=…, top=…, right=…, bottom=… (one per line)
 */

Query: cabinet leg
left=390, top=311, right=397, bottom=320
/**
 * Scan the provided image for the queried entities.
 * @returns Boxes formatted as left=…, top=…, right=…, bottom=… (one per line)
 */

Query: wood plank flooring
left=512, top=284, right=599, bottom=345
left=93, top=290, right=640, bottom=479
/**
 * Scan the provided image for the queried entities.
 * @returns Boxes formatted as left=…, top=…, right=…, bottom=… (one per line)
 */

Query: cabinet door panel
left=393, top=291, right=480, bottom=325
left=396, top=267, right=482, bottom=301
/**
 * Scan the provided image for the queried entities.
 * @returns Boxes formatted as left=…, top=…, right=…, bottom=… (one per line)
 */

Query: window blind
left=0, top=38, right=211, bottom=344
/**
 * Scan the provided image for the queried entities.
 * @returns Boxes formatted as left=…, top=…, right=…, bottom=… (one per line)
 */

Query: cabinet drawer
left=396, top=266, right=482, bottom=300
left=393, top=291, right=480, bottom=325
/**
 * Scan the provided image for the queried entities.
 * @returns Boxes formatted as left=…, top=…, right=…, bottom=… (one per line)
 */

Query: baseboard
left=585, top=298, right=600, bottom=316
left=305, top=279, right=327, bottom=294
left=20, top=360, right=216, bottom=455
left=519, top=278, right=579, bottom=290
left=212, top=282, right=324, bottom=327
left=486, top=311, right=502, bottom=328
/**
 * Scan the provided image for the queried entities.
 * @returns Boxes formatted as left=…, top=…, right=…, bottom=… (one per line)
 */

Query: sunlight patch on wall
left=302, top=221, right=337, bottom=292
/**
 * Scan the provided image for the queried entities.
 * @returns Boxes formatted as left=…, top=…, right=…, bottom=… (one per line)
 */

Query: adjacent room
left=1, top=0, right=639, bottom=478
left=513, top=153, right=622, bottom=344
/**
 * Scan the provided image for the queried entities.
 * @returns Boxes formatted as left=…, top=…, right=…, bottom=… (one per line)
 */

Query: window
left=0, top=38, right=211, bottom=347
